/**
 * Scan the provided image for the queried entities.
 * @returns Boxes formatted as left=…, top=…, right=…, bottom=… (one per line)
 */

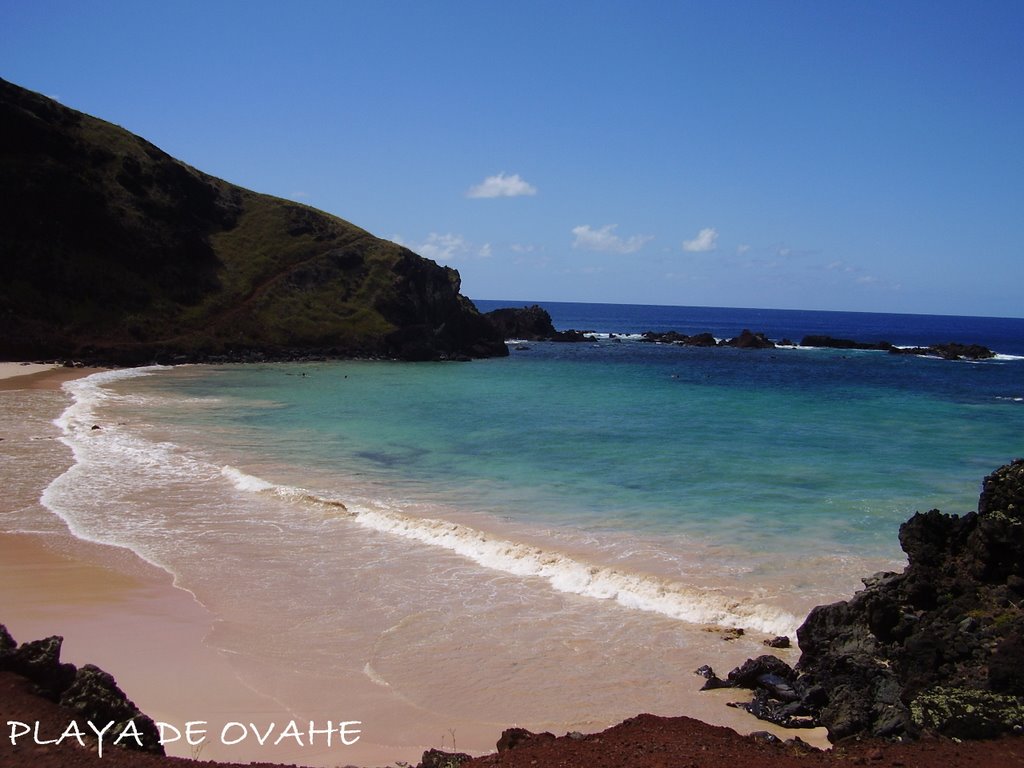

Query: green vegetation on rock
left=0, top=77, right=506, bottom=363
left=911, top=687, right=1024, bottom=740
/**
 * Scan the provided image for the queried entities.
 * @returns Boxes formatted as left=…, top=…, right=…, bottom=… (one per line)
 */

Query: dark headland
left=0, top=78, right=506, bottom=364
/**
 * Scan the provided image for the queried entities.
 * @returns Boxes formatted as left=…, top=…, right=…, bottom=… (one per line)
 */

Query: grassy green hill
left=0, top=78, right=506, bottom=363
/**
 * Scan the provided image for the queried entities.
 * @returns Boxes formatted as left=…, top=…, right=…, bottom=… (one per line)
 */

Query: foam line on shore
left=40, top=366, right=206, bottom=600
left=221, top=465, right=799, bottom=636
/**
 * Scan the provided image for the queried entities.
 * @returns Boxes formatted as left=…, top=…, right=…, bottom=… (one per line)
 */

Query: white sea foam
left=221, top=465, right=799, bottom=636
left=41, top=366, right=208, bottom=594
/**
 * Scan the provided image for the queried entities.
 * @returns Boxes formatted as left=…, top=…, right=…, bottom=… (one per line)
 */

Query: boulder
left=496, top=726, right=556, bottom=752
left=417, top=748, right=472, bottom=768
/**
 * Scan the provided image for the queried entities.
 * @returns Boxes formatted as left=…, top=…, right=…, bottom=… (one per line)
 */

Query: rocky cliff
left=702, top=460, right=1024, bottom=742
left=0, top=78, right=506, bottom=363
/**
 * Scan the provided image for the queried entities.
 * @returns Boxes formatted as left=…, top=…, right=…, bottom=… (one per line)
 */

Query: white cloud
left=682, top=227, right=718, bottom=252
left=394, top=233, right=496, bottom=264
left=571, top=224, right=653, bottom=254
left=467, top=172, right=537, bottom=198
left=410, top=232, right=470, bottom=263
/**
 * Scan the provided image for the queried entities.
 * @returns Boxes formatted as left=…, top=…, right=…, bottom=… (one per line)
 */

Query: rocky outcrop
left=484, top=305, right=589, bottom=342
left=701, top=460, right=1024, bottom=742
left=417, top=747, right=473, bottom=768
left=722, top=330, right=775, bottom=349
left=800, top=336, right=995, bottom=360
left=800, top=335, right=894, bottom=351
left=496, top=727, right=557, bottom=752
left=0, top=625, right=163, bottom=754
left=889, top=342, right=996, bottom=361
left=642, top=329, right=776, bottom=348
left=485, top=305, right=558, bottom=340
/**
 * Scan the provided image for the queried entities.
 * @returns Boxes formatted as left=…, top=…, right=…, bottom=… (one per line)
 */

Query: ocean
left=15, top=301, right=1024, bottom=758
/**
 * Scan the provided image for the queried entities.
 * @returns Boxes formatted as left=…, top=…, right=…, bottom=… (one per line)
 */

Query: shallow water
left=14, top=302, right=1024, bottom=757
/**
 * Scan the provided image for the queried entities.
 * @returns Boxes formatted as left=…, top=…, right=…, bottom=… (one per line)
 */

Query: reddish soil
left=3, top=671, right=1023, bottom=768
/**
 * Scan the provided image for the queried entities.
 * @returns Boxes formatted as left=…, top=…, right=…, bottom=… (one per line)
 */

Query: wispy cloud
left=393, top=232, right=497, bottom=264
left=467, top=172, right=537, bottom=198
left=393, top=232, right=470, bottom=263
left=571, top=224, right=653, bottom=254
left=682, top=227, right=718, bottom=252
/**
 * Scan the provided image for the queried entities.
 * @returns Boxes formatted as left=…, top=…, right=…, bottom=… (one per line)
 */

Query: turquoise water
left=26, top=302, right=1024, bottom=758
left=134, top=339, right=1022, bottom=560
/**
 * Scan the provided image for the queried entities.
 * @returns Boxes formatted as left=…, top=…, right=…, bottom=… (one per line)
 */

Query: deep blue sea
left=28, top=301, right=1024, bottom=755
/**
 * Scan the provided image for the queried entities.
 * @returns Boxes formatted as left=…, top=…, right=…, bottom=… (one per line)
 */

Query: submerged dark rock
left=701, top=459, right=1024, bottom=743
left=889, top=342, right=996, bottom=361
left=799, top=335, right=995, bottom=360
left=800, top=335, right=893, bottom=351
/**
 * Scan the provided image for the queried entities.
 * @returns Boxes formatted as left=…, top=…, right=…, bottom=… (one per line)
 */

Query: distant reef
left=0, top=78, right=507, bottom=364
left=800, top=336, right=995, bottom=361
left=489, top=307, right=996, bottom=360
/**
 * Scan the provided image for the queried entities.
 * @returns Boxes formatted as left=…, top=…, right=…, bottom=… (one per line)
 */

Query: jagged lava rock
left=0, top=625, right=163, bottom=754
left=794, top=459, right=1024, bottom=741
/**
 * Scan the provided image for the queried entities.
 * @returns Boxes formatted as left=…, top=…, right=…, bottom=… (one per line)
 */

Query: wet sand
left=0, top=365, right=407, bottom=766
left=0, top=363, right=832, bottom=766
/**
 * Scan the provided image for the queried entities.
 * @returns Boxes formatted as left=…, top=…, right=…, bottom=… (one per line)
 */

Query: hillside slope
left=0, top=78, right=506, bottom=363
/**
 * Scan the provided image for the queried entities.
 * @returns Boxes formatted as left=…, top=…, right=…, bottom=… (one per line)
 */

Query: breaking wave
left=221, top=465, right=799, bottom=636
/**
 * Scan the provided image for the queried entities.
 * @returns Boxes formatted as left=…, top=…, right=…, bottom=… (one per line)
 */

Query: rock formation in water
left=701, top=459, right=1024, bottom=742
left=484, top=305, right=589, bottom=342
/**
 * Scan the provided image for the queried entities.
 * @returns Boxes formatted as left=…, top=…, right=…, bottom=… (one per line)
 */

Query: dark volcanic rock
left=484, top=305, right=589, bottom=343
left=417, top=747, right=473, bottom=768
left=0, top=625, right=164, bottom=754
left=0, top=634, right=77, bottom=699
left=704, top=460, right=1024, bottom=743
left=889, top=342, right=996, bottom=361
left=723, top=329, right=775, bottom=349
left=685, top=332, right=720, bottom=347
left=484, top=305, right=559, bottom=340
left=800, top=335, right=893, bottom=351
left=641, top=330, right=692, bottom=344
left=496, top=727, right=556, bottom=752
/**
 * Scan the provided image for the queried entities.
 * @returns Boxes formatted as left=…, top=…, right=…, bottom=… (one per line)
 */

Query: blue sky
left=4, top=1, right=1022, bottom=317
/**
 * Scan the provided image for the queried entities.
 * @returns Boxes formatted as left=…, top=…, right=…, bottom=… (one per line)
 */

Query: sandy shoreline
left=0, top=365, right=411, bottom=766
left=1, top=363, right=835, bottom=767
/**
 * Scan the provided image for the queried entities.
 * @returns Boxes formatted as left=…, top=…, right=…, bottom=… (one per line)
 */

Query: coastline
left=0, top=364, right=422, bottom=766
left=4, top=360, right=1022, bottom=767
left=0, top=362, right=834, bottom=767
